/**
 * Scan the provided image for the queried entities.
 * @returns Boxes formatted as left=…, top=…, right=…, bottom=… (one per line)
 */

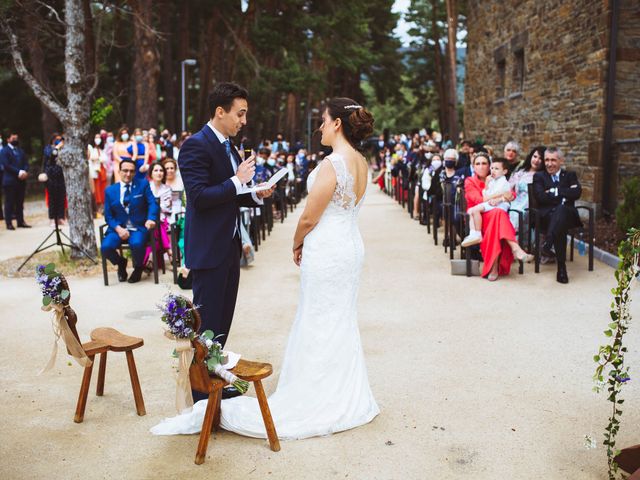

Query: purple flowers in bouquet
left=158, top=293, right=197, bottom=339
left=35, top=263, right=69, bottom=306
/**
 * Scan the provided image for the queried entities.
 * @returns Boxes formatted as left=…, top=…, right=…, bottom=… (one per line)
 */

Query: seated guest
left=465, top=154, right=533, bottom=281
left=504, top=140, right=522, bottom=178
left=533, top=146, right=582, bottom=284
left=102, top=159, right=159, bottom=283
left=509, top=145, right=545, bottom=234
left=143, top=161, right=172, bottom=269
left=163, top=158, right=183, bottom=224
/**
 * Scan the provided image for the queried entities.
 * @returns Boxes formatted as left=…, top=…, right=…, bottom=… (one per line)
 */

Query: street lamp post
left=307, top=107, right=319, bottom=152
left=181, top=59, right=197, bottom=132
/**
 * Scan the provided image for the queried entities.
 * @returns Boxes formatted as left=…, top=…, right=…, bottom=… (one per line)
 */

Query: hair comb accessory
left=344, top=104, right=362, bottom=110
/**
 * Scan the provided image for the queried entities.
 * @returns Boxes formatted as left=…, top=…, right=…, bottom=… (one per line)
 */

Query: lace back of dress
left=329, top=155, right=357, bottom=211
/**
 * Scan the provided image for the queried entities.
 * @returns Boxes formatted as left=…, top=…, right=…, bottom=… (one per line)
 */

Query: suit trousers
left=542, top=204, right=580, bottom=264
left=3, top=183, right=26, bottom=226
left=191, top=235, right=241, bottom=402
left=100, top=230, right=148, bottom=267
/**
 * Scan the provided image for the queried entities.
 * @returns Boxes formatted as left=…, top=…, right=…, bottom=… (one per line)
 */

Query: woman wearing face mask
left=113, top=126, right=135, bottom=182
left=127, top=128, right=149, bottom=182
left=42, top=133, right=67, bottom=226
left=465, top=153, right=530, bottom=281
left=88, top=133, right=108, bottom=216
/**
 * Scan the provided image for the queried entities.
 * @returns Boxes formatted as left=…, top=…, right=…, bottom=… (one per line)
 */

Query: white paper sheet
left=245, top=167, right=288, bottom=192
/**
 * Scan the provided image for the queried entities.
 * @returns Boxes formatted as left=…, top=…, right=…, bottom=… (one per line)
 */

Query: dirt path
left=0, top=186, right=638, bottom=479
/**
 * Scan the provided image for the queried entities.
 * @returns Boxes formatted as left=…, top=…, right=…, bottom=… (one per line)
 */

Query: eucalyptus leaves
left=198, top=330, right=249, bottom=394
left=35, top=263, right=69, bottom=306
left=592, top=228, right=639, bottom=480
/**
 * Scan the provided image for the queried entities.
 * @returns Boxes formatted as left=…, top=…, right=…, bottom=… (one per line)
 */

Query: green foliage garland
left=593, top=228, right=640, bottom=479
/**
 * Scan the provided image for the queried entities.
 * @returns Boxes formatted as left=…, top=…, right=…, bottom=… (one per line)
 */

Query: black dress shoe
left=6, top=224, right=15, bottom=230
left=221, top=386, right=243, bottom=399
left=117, top=257, right=128, bottom=282
left=17, top=223, right=32, bottom=228
left=541, top=242, right=555, bottom=258
left=127, top=267, right=143, bottom=283
left=557, top=263, right=569, bottom=284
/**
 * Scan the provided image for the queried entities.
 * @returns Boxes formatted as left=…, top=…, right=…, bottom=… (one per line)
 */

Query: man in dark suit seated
left=0, top=132, right=31, bottom=230
left=533, top=146, right=582, bottom=284
left=101, top=159, right=159, bottom=283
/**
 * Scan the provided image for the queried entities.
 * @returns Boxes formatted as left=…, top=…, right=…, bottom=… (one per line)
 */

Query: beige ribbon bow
left=39, top=303, right=92, bottom=375
left=166, top=331, right=194, bottom=413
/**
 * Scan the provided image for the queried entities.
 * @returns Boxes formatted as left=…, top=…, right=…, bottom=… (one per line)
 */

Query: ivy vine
left=592, top=228, right=639, bottom=479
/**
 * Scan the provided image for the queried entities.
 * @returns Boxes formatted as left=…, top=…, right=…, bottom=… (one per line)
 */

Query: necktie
left=553, top=173, right=559, bottom=184
left=123, top=183, right=131, bottom=208
left=224, top=139, right=232, bottom=160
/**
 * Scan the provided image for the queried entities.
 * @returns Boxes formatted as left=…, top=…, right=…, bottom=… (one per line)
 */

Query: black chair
left=99, top=224, right=159, bottom=286
left=527, top=183, right=594, bottom=274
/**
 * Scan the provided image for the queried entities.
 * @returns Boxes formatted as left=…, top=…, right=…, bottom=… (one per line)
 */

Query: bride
left=153, top=97, right=379, bottom=440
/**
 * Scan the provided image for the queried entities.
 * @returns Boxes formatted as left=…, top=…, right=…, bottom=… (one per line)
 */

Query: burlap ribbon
left=39, top=303, right=92, bottom=375
left=166, top=332, right=194, bottom=413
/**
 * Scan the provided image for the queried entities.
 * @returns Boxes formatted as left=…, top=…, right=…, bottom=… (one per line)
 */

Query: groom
left=180, top=82, right=274, bottom=400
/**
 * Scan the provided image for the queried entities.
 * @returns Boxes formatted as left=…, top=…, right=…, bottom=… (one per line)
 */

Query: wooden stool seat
left=230, top=359, right=272, bottom=382
left=51, top=275, right=146, bottom=424
left=90, top=327, right=144, bottom=352
left=183, top=299, right=280, bottom=465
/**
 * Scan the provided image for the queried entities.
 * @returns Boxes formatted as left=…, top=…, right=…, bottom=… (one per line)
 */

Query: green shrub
left=616, top=177, right=640, bottom=234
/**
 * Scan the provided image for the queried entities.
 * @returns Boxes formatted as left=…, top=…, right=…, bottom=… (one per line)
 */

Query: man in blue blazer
left=102, top=158, right=159, bottom=283
left=1, top=133, right=30, bottom=230
left=180, top=82, right=274, bottom=400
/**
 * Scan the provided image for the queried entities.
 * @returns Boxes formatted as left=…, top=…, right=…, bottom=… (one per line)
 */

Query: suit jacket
left=103, top=180, right=159, bottom=235
left=532, top=169, right=582, bottom=227
left=179, top=125, right=260, bottom=270
left=0, top=145, right=29, bottom=187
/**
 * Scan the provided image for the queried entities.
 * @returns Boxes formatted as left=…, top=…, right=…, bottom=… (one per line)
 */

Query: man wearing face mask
left=0, top=133, right=30, bottom=229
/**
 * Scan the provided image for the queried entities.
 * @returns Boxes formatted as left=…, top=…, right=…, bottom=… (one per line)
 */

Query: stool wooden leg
left=212, top=386, right=222, bottom=432
left=74, top=355, right=95, bottom=423
left=96, top=351, right=107, bottom=396
left=125, top=350, right=146, bottom=416
left=254, top=380, right=280, bottom=452
left=195, top=392, right=217, bottom=465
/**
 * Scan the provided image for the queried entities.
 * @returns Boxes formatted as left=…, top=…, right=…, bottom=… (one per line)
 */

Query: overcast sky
left=392, top=0, right=414, bottom=47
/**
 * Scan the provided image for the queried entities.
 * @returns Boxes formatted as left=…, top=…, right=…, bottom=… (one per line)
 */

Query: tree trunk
left=445, top=0, right=458, bottom=143
left=159, top=0, right=176, bottom=131
left=131, top=0, right=160, bottom=129
left=60, top=0, right=96, bottom=258
left=285, top=92, right=297, bottom=143
left=431, top=0, right=447, bottom=135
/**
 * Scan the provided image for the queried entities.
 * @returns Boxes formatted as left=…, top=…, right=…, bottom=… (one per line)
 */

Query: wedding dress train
left=151, top=154, right=379, bottom=439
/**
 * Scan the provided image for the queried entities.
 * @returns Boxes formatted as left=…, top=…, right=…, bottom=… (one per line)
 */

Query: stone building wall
left=611, top=1, right=640, bottom=202
left=464, top=0, right=638, bottom=209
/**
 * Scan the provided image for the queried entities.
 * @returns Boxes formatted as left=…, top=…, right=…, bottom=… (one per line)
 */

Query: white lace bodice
left=307, top=153, right=366, bottom=215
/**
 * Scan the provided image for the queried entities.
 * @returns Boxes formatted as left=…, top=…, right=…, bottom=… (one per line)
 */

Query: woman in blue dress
left=127, top=128, right=150, bottom=182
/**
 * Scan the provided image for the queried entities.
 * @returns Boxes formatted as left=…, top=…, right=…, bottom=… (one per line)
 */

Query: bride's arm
left=292, top=161, right=336, bottom=251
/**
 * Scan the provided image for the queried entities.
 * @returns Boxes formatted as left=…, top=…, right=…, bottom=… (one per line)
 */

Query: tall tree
left=444, top=0, right=458, bottom=142
left=2, top=0, right=98, bottom=257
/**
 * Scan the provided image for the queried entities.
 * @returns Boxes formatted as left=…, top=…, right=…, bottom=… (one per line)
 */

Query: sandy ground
left=0, top=186, right=638, bottom=480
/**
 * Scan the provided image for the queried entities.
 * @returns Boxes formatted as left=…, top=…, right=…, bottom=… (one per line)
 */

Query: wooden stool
left=56, top=276, right=146, bottom=423
left=187, top=303, right=280, bottom=465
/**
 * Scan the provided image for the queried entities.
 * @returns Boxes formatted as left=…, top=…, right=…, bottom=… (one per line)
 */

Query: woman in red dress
left=464, top=153, right=533, bottom=281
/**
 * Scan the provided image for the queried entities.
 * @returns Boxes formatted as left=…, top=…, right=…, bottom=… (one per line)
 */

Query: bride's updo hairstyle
left=326, top=97, right=374, bottom=149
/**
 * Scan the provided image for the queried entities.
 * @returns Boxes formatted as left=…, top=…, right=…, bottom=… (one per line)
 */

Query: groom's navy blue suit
left=180, top=124, right=260, bottom=398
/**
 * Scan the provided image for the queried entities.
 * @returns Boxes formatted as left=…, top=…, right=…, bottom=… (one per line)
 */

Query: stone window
left=496, top=59, right=506, bottom=99
left=513, top=49, right=525, bottom=93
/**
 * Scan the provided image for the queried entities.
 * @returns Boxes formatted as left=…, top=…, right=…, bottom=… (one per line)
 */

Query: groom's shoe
left=222, top=386, right=243, bottom=399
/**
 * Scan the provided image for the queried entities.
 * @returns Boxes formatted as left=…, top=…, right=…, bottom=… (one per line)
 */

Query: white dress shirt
left=206, top=122, right=262, bottom=205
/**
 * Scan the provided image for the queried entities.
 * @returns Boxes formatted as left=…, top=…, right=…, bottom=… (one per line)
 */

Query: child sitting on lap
left=462, top=158, right=511, bottom=247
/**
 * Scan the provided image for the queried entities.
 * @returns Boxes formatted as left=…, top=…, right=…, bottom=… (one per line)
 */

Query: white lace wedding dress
left=151, top=153, right=379, bottom=440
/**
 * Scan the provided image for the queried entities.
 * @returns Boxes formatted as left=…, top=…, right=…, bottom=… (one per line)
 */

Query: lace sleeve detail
left=327, top=155, right=355, bottom=210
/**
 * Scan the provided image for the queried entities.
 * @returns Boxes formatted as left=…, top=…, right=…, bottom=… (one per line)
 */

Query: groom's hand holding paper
left=246, top=167, right=288, bottom=193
